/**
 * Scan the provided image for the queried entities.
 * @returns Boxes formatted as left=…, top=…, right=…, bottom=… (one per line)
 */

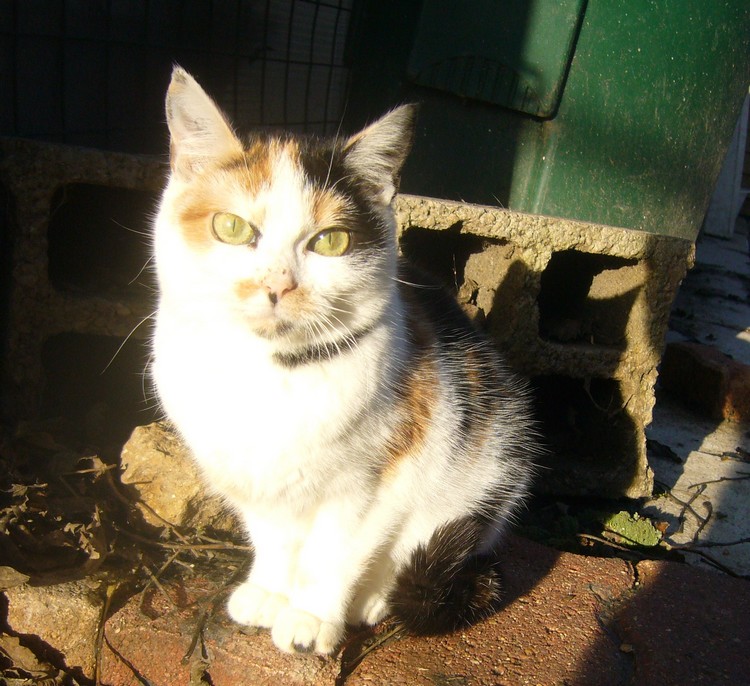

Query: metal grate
left=0, top=0, right=354, bottom=154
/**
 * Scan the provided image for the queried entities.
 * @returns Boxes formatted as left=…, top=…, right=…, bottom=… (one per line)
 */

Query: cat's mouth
left=248, top=310, right=363, bottom=359
left=235, top=289, right=365, bottom=353
left=231, top=291, right=301, bottom=339
left=249, top=317, right=297, bottom=341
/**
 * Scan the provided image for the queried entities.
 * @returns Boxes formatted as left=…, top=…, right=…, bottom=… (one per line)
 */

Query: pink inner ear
left=166, top=67, right=243, bottom=179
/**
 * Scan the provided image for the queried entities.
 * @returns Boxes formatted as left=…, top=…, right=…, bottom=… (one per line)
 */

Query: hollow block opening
left=48, top=184, right=158, bottom=296
left=399, top=223, right=488, bottom=293
left=531, top=374, right=639, bottom=494
left=41, top=332, right=158, bottom=444
left=537, top=250, right=641, bottom=349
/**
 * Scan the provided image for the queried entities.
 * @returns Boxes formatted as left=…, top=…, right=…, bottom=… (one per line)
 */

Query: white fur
left=152, top=69, right=531, bottom=655
left=154, top=273, right=526, bottom=652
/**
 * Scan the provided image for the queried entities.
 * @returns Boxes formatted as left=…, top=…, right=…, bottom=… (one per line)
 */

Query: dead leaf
left=0, top=634, right=56, bottom=679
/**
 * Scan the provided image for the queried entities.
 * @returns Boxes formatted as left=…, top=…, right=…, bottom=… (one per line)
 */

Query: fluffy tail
left=388, top=517, right=502, bottom=634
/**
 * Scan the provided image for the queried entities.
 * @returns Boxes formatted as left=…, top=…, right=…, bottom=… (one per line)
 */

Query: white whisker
left=129, top=255, right=155, bottom=285
left=101, top=312, right=156, bottom=374
left=324, top=311, right=360, bottom=357
left=391, top=276, right=441, bottom=289
left=323, top=116, right=346, bottom=190
left=111, top=218, right=150, bottom=237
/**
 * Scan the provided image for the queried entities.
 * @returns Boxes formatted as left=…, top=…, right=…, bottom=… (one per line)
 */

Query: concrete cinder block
left=0, top=139, right=694, bottom=497
left=395, top=195, right=694, bottom=498
left=0, top=137, right=164, bottom=435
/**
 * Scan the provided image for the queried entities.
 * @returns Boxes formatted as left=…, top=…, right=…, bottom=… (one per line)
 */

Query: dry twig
left=95, top=583, right=117, bottom=686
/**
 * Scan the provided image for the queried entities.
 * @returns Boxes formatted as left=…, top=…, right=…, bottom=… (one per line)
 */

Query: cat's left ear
left=165, top=66, right=243, bottom=180
left=343, top=105, right=417, bottom=205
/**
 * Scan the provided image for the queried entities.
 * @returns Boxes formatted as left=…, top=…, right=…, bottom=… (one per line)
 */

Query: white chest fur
left=152, top=303, right=388, bottom=509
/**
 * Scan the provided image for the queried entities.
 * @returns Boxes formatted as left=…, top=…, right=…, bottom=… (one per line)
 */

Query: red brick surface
left=660, top=341, right=750, bottom=422
left=94, top=539, right=750, bottom=686
left=616, top=559, right=750, bottom=686
left=8, top=536, right=748, bottom=686
left=101, top=537, right=636, bottom=686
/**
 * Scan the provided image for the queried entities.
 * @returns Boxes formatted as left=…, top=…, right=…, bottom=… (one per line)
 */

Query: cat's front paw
left=227, top=582, right=287, bottom=628
left=271, top=607, right=343, bottom=655
left=347, top=591, right=391, bottom=626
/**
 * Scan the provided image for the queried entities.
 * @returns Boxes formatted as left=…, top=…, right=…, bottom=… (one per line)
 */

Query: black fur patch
left=388, top=516, right=503, bottom=635
left=272, top=323, right=376, bottom=368
left=297, top=138, right=391, bottom=251
left=396, top=261, right=515, bottom=450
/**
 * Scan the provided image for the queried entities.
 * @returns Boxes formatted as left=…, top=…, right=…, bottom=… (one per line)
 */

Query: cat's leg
left=346, top=551, right=396, bottom=626
left=227, top=512, right=299, bottom=629
left=269, top=498, right=381, bottom=654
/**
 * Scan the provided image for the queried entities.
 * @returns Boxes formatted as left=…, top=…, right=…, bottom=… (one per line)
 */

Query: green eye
left=308, top=229, right=351, bottom=257
left=211, top=212, right=258, bottom=246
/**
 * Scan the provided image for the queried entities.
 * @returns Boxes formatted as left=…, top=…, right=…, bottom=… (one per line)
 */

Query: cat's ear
left=343, top=105, right=417, bottom=205
left=165, top=66, right=243, bottom=180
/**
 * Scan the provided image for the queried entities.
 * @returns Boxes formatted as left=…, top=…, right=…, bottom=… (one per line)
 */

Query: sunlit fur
left=152, top=67, right=537, bottom=655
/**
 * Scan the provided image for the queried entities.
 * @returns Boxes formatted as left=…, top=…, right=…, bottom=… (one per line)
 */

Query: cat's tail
left=388, top=517, right=503, bottom=634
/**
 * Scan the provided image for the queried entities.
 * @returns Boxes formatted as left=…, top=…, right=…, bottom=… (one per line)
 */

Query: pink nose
left=263, top=270, right=297, bottom=305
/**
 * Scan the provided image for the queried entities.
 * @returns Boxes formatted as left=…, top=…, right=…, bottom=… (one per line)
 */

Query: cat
left=151, top=66, right=537, bottom=655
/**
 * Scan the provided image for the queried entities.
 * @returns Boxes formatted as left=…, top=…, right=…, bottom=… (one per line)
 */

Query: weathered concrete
left=395, top=195, right=695, bottom=497
left=0, top=137, right=164, bottom=421
left=0, top=139, right=695, bottom=497
left=643, top=395, right=750, bottom=578
left=644, top=228, right=750, bottom=578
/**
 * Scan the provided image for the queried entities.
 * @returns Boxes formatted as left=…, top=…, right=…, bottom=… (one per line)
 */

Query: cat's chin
left=249, top=318, right=297, bottom=341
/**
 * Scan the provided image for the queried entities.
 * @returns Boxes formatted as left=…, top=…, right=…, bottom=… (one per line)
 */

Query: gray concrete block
left=395, top=195, right=694, bottom=497
left=0, top=137, right=164, bottom=435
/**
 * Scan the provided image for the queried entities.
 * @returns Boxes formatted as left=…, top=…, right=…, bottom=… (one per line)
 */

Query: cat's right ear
left=343, top=104, right=418, bottom=206
left=165, top=66, right=243, bottom=180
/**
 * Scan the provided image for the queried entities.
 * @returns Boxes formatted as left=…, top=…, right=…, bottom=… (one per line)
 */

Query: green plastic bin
left=346, top=0, right=750, bottom=240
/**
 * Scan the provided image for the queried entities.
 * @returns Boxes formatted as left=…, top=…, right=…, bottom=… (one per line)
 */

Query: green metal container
left=346, top=0, right=750, bottom=240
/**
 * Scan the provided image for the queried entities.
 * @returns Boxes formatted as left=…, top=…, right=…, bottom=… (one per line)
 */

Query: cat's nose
left=263, top=270, right=298, bottom=305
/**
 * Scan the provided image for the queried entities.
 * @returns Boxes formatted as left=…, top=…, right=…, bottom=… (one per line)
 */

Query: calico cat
left=152, top=67, right=536, bottom=655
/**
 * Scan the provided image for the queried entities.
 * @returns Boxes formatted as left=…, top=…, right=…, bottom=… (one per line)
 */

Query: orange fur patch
left=236, top=139, right=279, bottom=196
left=175, top=191, right=215, bottom=250
left=464, top=347, right=482, bottom=397
left=311, top=187, right=351, bottom=229
left=235, top=279, right=263, bottom=301
left=383, top=344, right=438, bottom=475
left=173, top=138, right=304, bottom=251
left=461, top=346, right=494, bottom=453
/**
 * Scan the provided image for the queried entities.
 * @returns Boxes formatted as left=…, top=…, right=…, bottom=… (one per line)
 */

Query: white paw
left=227, top=582, right=287, bottom=628
left=347, top=592, right=390, bottom=626
left=271, top=607, right=343, bottom=655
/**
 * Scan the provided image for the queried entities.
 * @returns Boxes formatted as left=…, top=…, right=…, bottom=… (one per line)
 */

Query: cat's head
left=154, top=66, right=415, bottom=351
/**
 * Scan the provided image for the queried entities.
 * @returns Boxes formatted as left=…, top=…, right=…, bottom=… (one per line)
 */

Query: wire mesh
left=0, top=0, right=354, bottom=154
